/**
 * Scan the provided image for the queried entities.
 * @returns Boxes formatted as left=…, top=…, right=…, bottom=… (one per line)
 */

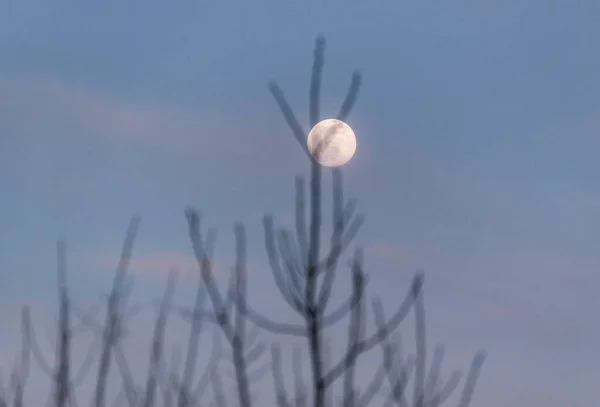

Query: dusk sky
left=1, top=0, right=600, bottom=406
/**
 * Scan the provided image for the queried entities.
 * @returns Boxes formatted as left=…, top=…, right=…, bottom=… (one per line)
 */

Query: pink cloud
left=0, top=73, right=303, bottom=169
left=366, top=241, right=443, bottom=271
left=79, top=249, right=217, bottom=279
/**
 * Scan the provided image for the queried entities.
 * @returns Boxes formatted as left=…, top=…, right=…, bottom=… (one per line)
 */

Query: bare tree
left=238, top=35, right=423, bottom=407
left=22, top=217, right=227, bottom=407
left=180, top=35, right=485, bottom=407
left=6, top=35, right=485, bottom=407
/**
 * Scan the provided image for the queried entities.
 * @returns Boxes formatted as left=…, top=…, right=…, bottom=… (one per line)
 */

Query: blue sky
left=1, top=0, right=600, bottom=405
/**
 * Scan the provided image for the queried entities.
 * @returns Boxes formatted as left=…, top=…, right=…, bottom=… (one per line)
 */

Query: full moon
left=307, top=119, right=357, bottom=167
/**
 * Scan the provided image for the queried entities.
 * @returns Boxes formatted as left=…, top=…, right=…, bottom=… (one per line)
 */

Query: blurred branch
left=372, top=294, right=486, bottom=407
left=9, top=307, right=31, bottom=407
left=92, top=215, right=140, bottom=407
left=141, top=271, right=178, bottom=407
left=270, top=345, right=290, bottom=407
left=185, top=210, right=267, bottom=407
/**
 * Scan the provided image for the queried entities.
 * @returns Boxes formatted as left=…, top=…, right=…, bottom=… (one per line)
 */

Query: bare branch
left=456, top=352, right=486, bottom=407
left=54, top=238, right=70, bottom=407
left=322, top=273, right=422, bottom=388
left=270, top=345, right=291, bottom=407
left=292, top=347, right=307, bottom=407
left=211, top=364, right=227, bottom=407
left=141, top=271, right=178, bottom=407
left=178, top=268, right=206, bottom=407
left=337, top=71, right=362, bottom=122
left=93, top=215, right=141, bottom=407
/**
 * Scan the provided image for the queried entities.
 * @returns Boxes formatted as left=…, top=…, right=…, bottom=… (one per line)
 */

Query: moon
left=307, top=119, right=357, bottom=167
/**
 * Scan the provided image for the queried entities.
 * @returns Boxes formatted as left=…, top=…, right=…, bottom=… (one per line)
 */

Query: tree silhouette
left=4, top=35, right=485, bottom=407
left=185, top=35, right=486, bottom=407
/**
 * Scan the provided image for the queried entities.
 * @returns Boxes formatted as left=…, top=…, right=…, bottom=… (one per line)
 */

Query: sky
left=1, top=0, right=600, bottom=405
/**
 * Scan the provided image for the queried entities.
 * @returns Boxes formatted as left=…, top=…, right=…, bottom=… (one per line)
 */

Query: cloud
left=78, top=248, right=225, bottom=279
left=75, top=241, right=271, bottom=283
left=0, top=73, right=302, bottom=169
left=366, top=240, right=446, bottom=273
